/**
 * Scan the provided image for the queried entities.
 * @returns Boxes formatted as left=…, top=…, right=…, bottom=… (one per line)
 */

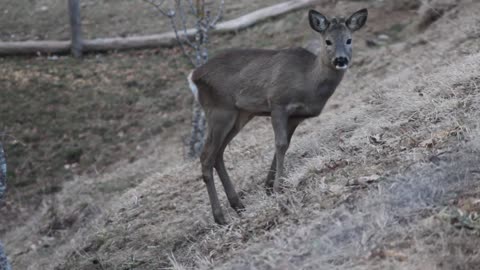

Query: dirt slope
left=3, top=0, right=480, bottom=269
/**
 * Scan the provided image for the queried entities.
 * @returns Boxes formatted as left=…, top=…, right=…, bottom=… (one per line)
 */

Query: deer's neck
left=309, top=54, right=346, bottom=97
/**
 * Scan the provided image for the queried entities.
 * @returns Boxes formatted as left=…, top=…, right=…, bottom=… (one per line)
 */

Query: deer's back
left=192, top=48, right=317, bottom=112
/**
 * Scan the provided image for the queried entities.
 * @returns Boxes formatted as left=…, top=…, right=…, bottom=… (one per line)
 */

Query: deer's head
left=309, top=9, right=368, bottom=71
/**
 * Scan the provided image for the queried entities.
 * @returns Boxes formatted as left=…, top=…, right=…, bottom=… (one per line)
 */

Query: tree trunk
left=0, top=143, right=11, bottom=270
left=0, top=143, right=6, bottom=199
left=0, top=242, right=11, bottom=270
left=188, top=100, right=206, bottom=158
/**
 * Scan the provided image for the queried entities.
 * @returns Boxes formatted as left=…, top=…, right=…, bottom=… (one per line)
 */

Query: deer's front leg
left=266, top=118, right=303, bottom=192
left=271, top=109, right=289, bottom=193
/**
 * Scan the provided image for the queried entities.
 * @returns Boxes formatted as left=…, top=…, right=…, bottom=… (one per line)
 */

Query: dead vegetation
left=1, top=0, right=480, bottom=269
left=416, top=0, right=462, bottom=30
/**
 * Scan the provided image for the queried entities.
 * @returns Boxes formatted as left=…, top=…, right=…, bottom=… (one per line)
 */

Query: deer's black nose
left=334, top=57, right=349, bottom=67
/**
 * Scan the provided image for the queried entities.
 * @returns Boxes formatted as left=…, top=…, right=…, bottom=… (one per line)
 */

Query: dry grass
left=0, top=47, right=195, bottom=236
left=416, top=0, right=463, bottom=30
left=3, top=0, right=480, bottom=269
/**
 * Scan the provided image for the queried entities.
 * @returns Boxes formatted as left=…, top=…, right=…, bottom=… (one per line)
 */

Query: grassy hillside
left=1, top=0, right=338, bottom=235
left=2, top=0, right=480, bottom=269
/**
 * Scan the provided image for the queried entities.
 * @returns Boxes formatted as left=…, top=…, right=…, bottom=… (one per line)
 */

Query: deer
left=188, top=8, right=368, bottom=224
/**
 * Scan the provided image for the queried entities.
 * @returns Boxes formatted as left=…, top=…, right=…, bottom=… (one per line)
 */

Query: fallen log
left=0, top=41, right=70, bottom=55
left=0, top=0, right=320, bottom=56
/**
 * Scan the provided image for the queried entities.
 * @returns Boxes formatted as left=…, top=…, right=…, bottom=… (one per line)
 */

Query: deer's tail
left=187, top=71, right=199, bottom=102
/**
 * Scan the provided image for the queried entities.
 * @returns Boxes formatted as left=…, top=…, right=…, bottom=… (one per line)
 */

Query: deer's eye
left=325, top=40, right=333, bottom=46
left=346, top=39, right=352, bottom=45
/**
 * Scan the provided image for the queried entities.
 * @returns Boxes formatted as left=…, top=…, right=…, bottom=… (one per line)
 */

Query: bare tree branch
left=196, top=0, right=205, bottom=19
left=211, top=0, right=225, bottom=26
left=143, top=0, right=171, bottom=18
left=175, top=0, right=197, bottom=49
left=144, top=0, right=196, bottom=66
left=186, top=0, right=197, bottom=15
left=167, top=15, right=196, bottom=66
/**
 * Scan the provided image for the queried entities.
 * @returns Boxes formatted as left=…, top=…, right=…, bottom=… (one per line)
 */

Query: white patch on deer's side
left=188, top=71, right=199, bottom=101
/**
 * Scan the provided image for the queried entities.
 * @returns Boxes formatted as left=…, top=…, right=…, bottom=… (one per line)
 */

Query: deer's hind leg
left=215, top=111, right=253, bottom=214
left=201, top=108, right=238, bottom=225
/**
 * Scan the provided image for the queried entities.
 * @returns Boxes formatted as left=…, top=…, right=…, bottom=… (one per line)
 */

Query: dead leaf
left=457, top=197, right=480, bottom=213
left=368, top=248, right=407, bottom=261
left=419, top=138, right=435, bottom=148
left=347, top=174, right=382, bottom=186
left=369, top=134, right=385, bottom=145
left=384, top=250, right=408, bottom=261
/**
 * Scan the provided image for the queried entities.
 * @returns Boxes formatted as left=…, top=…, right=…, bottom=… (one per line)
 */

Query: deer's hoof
left=273, top=185, right=285, bottom=194
left=272, top=179, right=285, bottom=194
left=214, top=216, right=227, bottom=225
left=233, top=202, right=246, bottom=215
left=265, top=181, right=274, bottom=195
left=213, top=212, right=227, bottom=225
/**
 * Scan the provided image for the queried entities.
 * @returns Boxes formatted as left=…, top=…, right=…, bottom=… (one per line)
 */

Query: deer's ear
left=309, top=10, right=330, bottom=33
left=346, top=8, right=368, bottom=32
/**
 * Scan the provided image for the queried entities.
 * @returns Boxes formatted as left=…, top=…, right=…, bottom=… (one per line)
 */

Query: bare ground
left=2, top=0, right=480, bottom=269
